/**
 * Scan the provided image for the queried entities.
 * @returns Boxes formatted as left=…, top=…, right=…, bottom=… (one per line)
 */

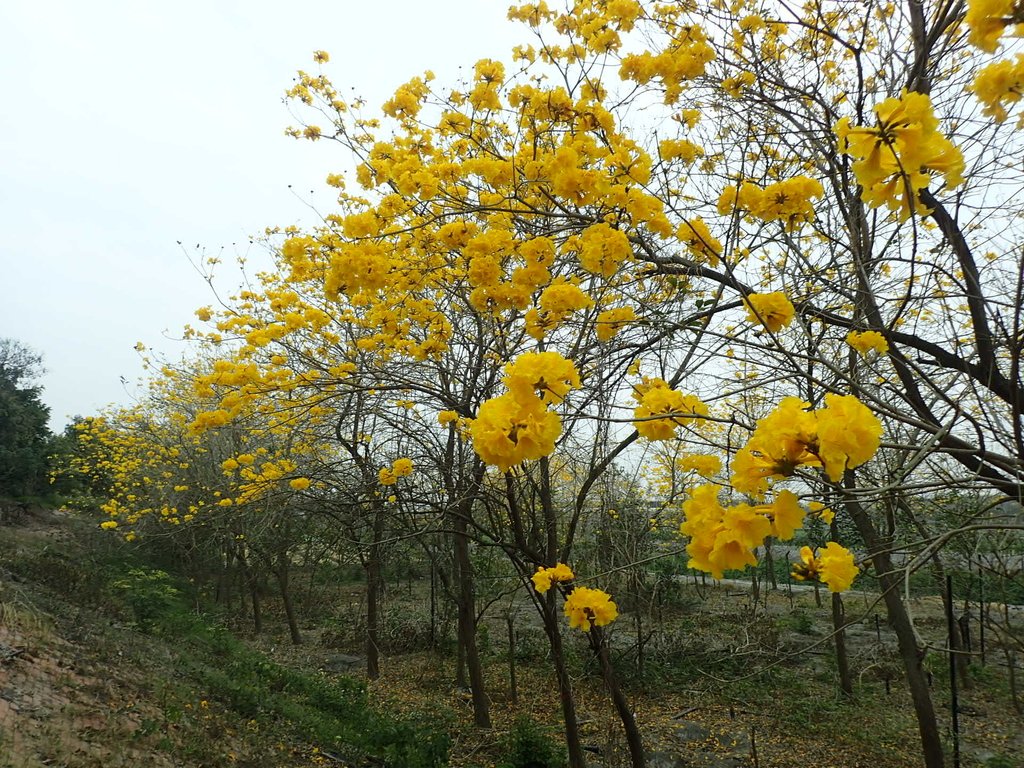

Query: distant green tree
left=0, top=338, right=52, bottom=498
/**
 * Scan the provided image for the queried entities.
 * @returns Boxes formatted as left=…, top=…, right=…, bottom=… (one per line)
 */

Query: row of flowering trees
left=67, top=1, right=1024, bottom=766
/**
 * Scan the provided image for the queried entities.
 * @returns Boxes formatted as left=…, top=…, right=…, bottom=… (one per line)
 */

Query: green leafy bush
left=110, top=567, right=183, bottom=631
left=498, top=716, right=566, bottom=768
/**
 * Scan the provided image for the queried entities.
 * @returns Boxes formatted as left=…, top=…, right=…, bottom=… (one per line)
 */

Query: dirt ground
left=2, top=509, right=1023, bottom=768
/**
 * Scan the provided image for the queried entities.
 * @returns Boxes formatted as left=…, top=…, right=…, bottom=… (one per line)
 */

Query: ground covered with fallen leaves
left=1, top=509, right=1021, bottom=767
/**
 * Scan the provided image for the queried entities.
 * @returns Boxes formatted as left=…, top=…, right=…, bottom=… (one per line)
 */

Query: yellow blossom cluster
left=470, top=351, right=580, bottom=472
left=970, top=54, right=1024, bottom=124
left=964, top=0, right=1024, bottom=52
left=678, top=453, right=722, bottom=478
left=379, top=457, right=414, bottom=486
left=846, top=330, right=889, bottom=356
left=680, top=485, right=806, bottom=579
left=730, top=395, right=882, bottom=498
left=526, top=281, right=594, bottom=340
left=531, top=562, right=575, bottom=593
left=717, top=176, right=824, bottom=229
left=595, top=305, right=637, bottom=342
left=744, top=292, right=795, bottom=332
left=619, top=25, right=716, bottom=104
left=563, top=586, right=619, bottom=630
left=834, top=91, right=964, bottom=220
left=631, top=377, right=708, bottom=440
left=792, top=543, right=860, bottom=592
left=677, top=218, right=721, bottom=266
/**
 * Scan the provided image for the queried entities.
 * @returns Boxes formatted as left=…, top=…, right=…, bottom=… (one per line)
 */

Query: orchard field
left=4, top=0, right=1024, bottom=766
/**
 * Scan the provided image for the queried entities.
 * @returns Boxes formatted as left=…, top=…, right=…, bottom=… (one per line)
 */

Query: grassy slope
left=1, top=508, right=1022, bottom=768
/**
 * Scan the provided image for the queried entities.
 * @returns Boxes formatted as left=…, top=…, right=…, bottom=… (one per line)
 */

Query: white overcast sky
left=0, top=0, right=523, bottom=430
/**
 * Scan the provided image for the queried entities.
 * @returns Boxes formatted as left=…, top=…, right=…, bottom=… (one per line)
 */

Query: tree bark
left=453, top=506, right=490, bottom=727
left=365, top=503, right=386, bottom=680
left=236, top=547, right=262, bottom=635
left=275, top=560, right=302, bottom=646
left=831, top=592, right=854, bottom=698
left=844, top=491, right=943, bottom=768
left=593, top=630, right=644, bottom=768
left=542, top=600, right=586, bottom=768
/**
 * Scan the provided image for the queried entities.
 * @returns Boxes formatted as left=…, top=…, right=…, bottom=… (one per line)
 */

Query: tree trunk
left=453, top=509, right=490, bottom=727
left=831, top=592, right=853, bottom=697
left=276, top=561, right=302, bottom=646
left=542, top=601, right=587, bottom=768
left=764, top=544, right=778, bottom=590
left=829, top=521, right=853, bottom=697
left=506, top=613, right=518, bottom=706
left=594, top=631, right=644, bottom=768
left=236, top=548, right=262, bottom=634
left=845, top=492, right=943, bottom=768
left=365, top=554, right=382, bottom=679
left=365, top=503, right=386, bottom=680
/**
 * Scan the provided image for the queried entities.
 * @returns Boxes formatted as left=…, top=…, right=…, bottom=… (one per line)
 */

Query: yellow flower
left=815, top=394, right=883, bottom=481
left=818, top=542, right=859, bottom=592
left=766, top=490, right=805, bottom=540
left=846, top=330, right=889, bottom=356
left=729, top=397, right=819, bottom=498
left=531, top=563, right=575, bottom=593
left=965, top=0, right=1014, bottom=51
left=632, top=379, right=708, bottom=440
left=809, top=501, right=835, bottom=525
left=578, top=222, right=632, bottom=277
left=680, top=485, right=762, bottom=578
left=835, top=91, right=963, bottom=220
left=791, top=543, right=859, bottom=592
left=677, top=218, right=721, bottom=265
left=538, top=282, right=593, bottom=319
left=744, top=292, right=795, bottom=332
left=392, top=458, right=414, bottom=477
left=470, top=393, right=563, bottom=472
left=503, top=351, right=580, bottom=406
left=970, top=54, right=1024, bottom=122
left=678, top=453, right=721, bottom=478
left=100, top=520, right=118, bottom=530
left=595, top=306, right=637, bottom=342
left=792, top=545, right=819, bottom=582
left=564, top=586, right=618, bottom=630
left=289, top=477, right=311, bottom=491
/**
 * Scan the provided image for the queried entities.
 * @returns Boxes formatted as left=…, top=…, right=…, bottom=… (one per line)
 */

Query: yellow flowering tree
left=64, top=2, right=1024, bottom=766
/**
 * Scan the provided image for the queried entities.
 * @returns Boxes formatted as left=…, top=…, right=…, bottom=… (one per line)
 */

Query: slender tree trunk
left=236, top=549, right=262, bottom=634
left=829, top=521, right=853, bottom=697
left=453, top=509, right=490, bottom=727
left=941, top=580, right=972, bottom=689
left=506, top=613, right=518, bottom=706
left=365, top=554, right=382, bottom=679
left=455, top=621, right=468, bottom=688
left=365, top=504, right=386, bottom=680
left=276, top=559, right=302, bottom=646
left=542, top=602, right=586, bottom=768
left=593, top=632, right=644, bottom=768
left=831, top=592, right=854, bottom=697
left=764, top=544, right=778, bottom=590
left=845, top=492, right=943, bottom=768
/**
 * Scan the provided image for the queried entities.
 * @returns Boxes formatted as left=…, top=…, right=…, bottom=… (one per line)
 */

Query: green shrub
left=110, top=567, right=183, bottom=631
left=498, top=716, right=566, bottom=768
